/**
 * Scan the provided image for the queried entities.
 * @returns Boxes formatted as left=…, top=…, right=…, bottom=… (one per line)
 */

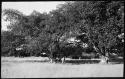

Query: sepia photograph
left=1, top=1, right=124, bottom=78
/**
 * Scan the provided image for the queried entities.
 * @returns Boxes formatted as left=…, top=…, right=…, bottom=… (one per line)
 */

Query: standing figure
left=105, top=53, right=109, bottom=64
left=61, top=56, right=65, bottom=63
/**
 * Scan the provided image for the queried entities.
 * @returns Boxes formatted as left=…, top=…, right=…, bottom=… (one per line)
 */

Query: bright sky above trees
left=2, top=2, right=65, bottom=31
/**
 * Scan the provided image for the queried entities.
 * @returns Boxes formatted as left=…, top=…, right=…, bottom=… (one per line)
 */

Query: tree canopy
left=2, top=1, right=124, bottom=62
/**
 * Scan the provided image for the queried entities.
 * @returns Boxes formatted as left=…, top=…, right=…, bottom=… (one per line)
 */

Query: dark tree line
left=2, top=1, right=124, bottom=63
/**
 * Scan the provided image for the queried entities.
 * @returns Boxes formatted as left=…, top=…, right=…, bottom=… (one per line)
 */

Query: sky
left=1, top=1, right=65, bottom=31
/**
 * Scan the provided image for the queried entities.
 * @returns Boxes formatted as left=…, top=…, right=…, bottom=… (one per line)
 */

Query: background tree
left=2, top=1, right=124, bottom=63
left=80, top=1, right=124, bottom=62
left=55, top=1, right=124, bottom=62
left=1, top=31, right=25, bottom=56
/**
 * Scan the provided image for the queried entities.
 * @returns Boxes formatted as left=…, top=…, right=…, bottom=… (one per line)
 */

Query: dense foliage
left=2, top=1, right=124, bottom=62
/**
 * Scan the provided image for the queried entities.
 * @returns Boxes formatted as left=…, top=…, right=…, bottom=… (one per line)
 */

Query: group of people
left=49, top=54, right=66, bottom=63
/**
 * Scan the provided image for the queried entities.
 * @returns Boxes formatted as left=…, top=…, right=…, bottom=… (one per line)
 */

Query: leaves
left=2, top=1, right=124, bottom=57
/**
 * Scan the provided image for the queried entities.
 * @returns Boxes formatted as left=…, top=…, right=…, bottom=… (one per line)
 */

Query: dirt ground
left=1, top=57, right=124, bottom=78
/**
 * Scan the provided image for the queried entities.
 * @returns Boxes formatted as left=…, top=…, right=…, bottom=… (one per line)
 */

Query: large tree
left=77, top=1, right=124, bottom=62
left=56, top=1, right=124, bottom=63
left=2, top=1, right=124, bottom=63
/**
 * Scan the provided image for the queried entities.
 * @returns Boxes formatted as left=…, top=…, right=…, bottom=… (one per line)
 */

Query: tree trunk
left=49, top=52, right=54, bottom=63
left=50, top=58, right=56, bottom=63
left=93, top=46, right=109, bottom=64
left=100, top=48, right=109, bottom=64
left=100, top=55, right=109, bottom=64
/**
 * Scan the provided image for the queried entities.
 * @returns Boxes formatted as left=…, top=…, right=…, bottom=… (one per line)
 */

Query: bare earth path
left=1, top=57, right=123, bottom=78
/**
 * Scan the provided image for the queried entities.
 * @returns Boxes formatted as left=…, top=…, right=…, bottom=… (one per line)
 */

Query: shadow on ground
left=2, top=57, right=124, bottom=65
left=108, top=58, right=124, bottom=64
left=64, top=60, right=100, bottom=64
